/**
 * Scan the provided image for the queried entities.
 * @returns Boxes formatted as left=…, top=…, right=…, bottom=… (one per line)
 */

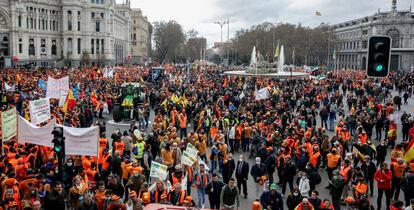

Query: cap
left=270, top=183, right=277, bottom=190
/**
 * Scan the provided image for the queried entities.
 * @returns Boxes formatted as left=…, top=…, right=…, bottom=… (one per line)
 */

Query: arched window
left=387, top=29, right=400, bottom=48
left=0, top=13, right=7, bottom=29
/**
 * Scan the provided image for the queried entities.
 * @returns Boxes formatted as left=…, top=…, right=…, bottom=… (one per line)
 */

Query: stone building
left=130, top=9, right=151, bottom=65
left=330, top=0, right=414, bottom=71
left=0, top=0, right=133, bottom=67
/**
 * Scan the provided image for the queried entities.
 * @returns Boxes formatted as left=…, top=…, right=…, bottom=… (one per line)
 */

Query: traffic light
left=52, top=127, right=65, bottom=154
left=367, top=35, right=391, bottom=78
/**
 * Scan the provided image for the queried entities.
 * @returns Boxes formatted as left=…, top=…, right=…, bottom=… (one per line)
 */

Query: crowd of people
left=0, top=64, right=414, bottom=210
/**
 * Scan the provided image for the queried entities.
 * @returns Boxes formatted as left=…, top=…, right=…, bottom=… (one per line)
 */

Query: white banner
left=255, top=87, right=271, bottom=101
left=58, top=89, right=69, bottom=107
left=150, top=161, right=168, bottom=180
left=186, top=143, right=199, bottom=158
left=181, top=151, right=197, bottom=166
left=29, top=98, right=51, bottom=125
left=62, top=126, right=99, bottom=157
left=1, top=108, right=17, bottom=142
left=46, top=76, right=69, bottom=99
left=18, top=116, right=54, bottom=147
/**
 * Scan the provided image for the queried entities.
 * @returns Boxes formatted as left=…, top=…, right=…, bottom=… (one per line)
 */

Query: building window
left=77, top=38, right=81, bottom=54
left=95, top=21, right=100, bottom=32
left=362, top=30, right=368, bottom=35
left=45, top=20, right=48, bottom=30
left=30, top=18, right=33, bottom=29
left=78, top=11, right=81, bottom=16
left=78, top=21, right=80, bottom=31
left=362, top=41, right=367, bottom=49
left=101, top=39, right=104, bottom=53
left=52, top=40, right=57, bottom=56
left=101, top=13, right=104, bottom=18
left=40, top=39, right=46, bottom=56
left=68, top=38, right=73, bottom=54
left=18, top=38, right=23, bottom=54
left=68, top=11, right=72, bottom=31
left=133, top=34, right=136, bottom=40
left=42, top=19, right=45, bottom=30
left=91, top=39, right=94, bottom=54
left=52, top=21, right=56, bottom=31
left=387, top=29, right=400, bottom=48
left=96, top=39, right=100, bottom=54
left=91, top=0, right=94, bottom=3
left=18, top=15, right=21, bottom=27
left=29, top=38, right=35, bottom=56
left=91, top=12, right=95, bottom=18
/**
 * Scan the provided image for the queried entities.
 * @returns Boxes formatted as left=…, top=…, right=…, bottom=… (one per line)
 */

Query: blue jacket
left=260, top=190, right=284, bottom=210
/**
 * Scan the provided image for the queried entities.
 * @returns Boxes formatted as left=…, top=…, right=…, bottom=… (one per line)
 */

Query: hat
left=160, top=194, right=167, bottom=200
left=129, top=191, right=137, bottom=197
left=270, top=183, right=277, bottom=190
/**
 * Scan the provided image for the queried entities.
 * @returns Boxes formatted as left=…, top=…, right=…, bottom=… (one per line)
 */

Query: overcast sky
left=129, top=0, right=413, bottom=47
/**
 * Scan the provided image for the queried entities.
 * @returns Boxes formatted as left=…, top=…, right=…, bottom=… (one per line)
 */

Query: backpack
left=309, top=170, right=322, bottom=185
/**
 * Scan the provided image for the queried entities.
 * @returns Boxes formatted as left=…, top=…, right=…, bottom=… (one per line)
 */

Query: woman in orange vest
left=353, top=175, right=368, bottom=198
left=310, top=146, right=321, bottom=169
left=151, top=180, right=167, bottom=203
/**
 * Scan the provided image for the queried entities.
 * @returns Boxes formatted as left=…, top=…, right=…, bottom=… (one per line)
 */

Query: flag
left=161, top=98, right=168, bottom=106
left=4, top=82, right=15, bottom=92
left=404, top=137, right=414, bottom=163
left=332, top=48, right=336, bottom=60
left=37, top=80, right=47, bottom=89
left=15, top=74, right=22, bottom=84
left=292, top=47, right=295, bottom=64
left=274, top=42, right=280, bottom=59
left=255, top=87, right=271, bottom=101
left=62, top=90, right=76, bottom=113
left=315, top=11, right=321, bottom=16
left=91, top=91, right=99, bottom=106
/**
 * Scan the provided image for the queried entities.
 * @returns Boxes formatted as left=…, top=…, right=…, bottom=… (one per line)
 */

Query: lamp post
left=214, top=19, right=229, bottom=64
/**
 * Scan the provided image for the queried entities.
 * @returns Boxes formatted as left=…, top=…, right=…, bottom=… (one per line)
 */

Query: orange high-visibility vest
left=355, top=182, right=368, bottom=197
left=359, top=133, right=368, bottom=145
left=310, top=151, right=320, bottom=167
left=114, top=141, right=125, bottom=156
left=168, top=190, right=186, bottom=205
left=341, top=166, right=351, bottom=182
left=392, top=162, right=407, bottom=178
left=102, top=154, right=111, bottom=170
left=327, top=153, right=340, bottom=168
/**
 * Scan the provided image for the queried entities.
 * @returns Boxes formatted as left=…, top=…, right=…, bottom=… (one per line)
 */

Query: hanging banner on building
left=62, top=126, right=99, bottom=157
left=18, top=116, right=54, bottom=147
left=149, top=161, right=168, bottom=180
left=46, top=76, right=69, bottom=99
left=1, top=108, right=17, bottom=142
left=29, top=98, right=51, bottom=125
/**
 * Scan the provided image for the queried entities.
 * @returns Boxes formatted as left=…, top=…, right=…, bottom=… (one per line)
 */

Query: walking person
left=220, top=178, right=240, bottom=210
left=206, top=173, right=224, bottom=210
left=250, top=157, right=267, bottom=198
left=375, top=162, right=393, bottom=210
left=194, top=163, right=210, bottom=209
left=235, top=155, right=249, bottom=199
left=260, top=183, right=283, bottom=210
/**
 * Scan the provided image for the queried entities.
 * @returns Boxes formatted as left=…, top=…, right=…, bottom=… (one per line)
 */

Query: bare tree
left=153, top=20, right=185, bottom=63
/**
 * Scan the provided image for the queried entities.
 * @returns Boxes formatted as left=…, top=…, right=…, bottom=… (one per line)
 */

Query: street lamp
left=214, top=19, right=230, bottom=64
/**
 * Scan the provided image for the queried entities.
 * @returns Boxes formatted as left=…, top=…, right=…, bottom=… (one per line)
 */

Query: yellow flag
left=161, top=98, right=167, bottom=106
left=274, top=44, right=279, bottom=58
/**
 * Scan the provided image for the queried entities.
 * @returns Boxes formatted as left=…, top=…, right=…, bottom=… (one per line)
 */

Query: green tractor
left=113, top=82, right=145, bottom=122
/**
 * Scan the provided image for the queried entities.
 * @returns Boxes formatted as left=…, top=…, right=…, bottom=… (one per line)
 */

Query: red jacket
left=374, top=169, right=392, bottom=190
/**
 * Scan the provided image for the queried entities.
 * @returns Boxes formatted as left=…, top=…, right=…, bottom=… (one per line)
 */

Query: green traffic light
left=54, top=146, right=62, bottom=153
left=375, top=64, right=384, bottom=72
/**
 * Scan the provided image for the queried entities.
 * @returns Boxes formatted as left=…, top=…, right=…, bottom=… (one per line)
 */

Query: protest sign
left=62, top=126, right=99, bottom=157
left=29, top=98, right=51, bottom=125
left=46, top=76, right=69, bottom=99
left=1, top=108, right=17, bottom=141
left=150, top=161, right=168, bottom=180
left=18, top=116, right=54, bottom=147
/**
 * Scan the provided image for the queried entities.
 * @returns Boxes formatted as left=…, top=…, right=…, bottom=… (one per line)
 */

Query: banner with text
left=149, top=161, right=168, bottom=180
left=62, top=126, right=99, bottom=157
left=46, top=76, right=69, bottom=99
left=1, top=108, right=17, bottom=142
left=18, top=116, right=54, bottom=147
left=58, top=89, right=69, bottom=107
left=29, top=98, right=51, bottom=125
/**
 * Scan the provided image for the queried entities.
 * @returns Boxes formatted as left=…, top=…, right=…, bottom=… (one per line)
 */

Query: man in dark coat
left=235, top=154, right=249, bottom=198
left=206, top=173, right=225, bottom=209
left=44, top=182, right=68, bottom=210
left=260, top=183, right=283, bottom=210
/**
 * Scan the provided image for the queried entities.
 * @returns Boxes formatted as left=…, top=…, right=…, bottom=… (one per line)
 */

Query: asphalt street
left=102, top=88, right=414, bottom=209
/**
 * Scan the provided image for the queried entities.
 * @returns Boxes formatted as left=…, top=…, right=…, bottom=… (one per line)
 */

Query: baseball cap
left=270, top=183, right=277, bottom=190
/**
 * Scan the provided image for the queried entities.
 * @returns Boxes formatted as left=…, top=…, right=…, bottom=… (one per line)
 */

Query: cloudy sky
left=129, top=0, right=413, bottom=47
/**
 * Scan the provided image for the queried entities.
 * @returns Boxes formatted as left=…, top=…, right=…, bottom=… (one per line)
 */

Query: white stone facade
left=130, top=9, right=151, bottom=65
left=331, top=3, right=414, bottom=71
left=0, top=0, right=134, bottom=67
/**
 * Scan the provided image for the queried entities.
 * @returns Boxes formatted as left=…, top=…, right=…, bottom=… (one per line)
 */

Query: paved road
left=102, top=89, right=414, bottom=209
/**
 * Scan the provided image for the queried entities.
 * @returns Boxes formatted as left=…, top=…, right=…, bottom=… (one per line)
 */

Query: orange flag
left=62, top=90, right=76, bottom=113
